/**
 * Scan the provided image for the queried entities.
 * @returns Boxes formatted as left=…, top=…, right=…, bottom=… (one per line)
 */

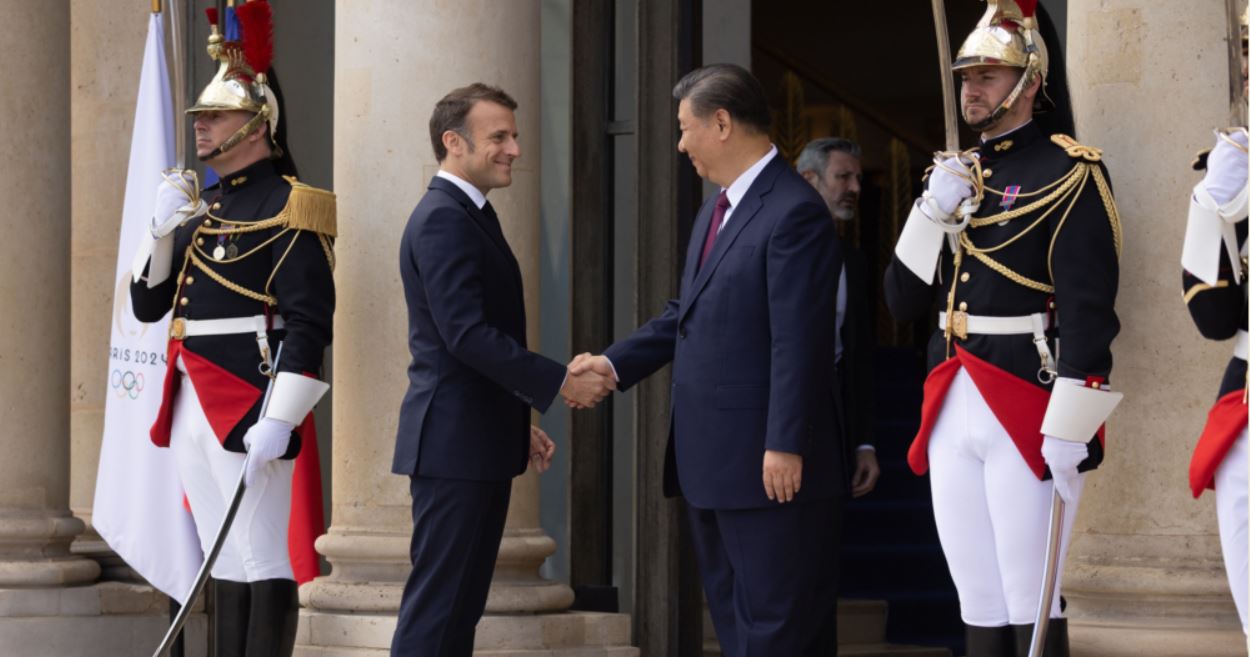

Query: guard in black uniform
left=1180, top=9, right=1248, bottom=636
left=884, top=2, right=1123, bottom=655
left=129, top=3, right=334, bottom=655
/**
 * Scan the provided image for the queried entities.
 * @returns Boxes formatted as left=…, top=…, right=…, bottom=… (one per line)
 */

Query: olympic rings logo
left=110, top=369, right=145, bottom=400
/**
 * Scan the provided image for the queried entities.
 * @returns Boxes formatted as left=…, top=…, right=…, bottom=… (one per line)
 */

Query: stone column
left=297, top=2, right=631, bottom=654
left=1065, top=2, right=1245, bottom=655
left=68, top=0, right=147, bottom=582
left=0, top=0, right=100, bottom=592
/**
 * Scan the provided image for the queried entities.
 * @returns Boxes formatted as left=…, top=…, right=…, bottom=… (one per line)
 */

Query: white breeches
left=170, top=357, right=294, bottom=583
left=1215, top=429, right=1249, bottom=635
left=928, top=369, right=1083, bottom=627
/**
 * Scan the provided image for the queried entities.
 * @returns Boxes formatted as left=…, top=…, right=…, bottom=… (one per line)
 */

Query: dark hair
left=672, top=64, right=771, bottom=133
left=429, top=83, right=518, bottom=162
left=796, top=138, right=861, bottom=177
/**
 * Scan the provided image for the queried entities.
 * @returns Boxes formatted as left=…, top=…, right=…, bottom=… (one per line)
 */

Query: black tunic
left=131, top=158, right=335, bottom=456
left=884, top=121, right=1122, bottom=471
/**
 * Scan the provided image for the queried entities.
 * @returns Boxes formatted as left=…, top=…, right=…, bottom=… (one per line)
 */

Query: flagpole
left=166, top=0, right=187, bottom=168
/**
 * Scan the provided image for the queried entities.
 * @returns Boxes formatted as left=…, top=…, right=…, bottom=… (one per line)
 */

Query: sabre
left=932, top=0, right=960, bottom=152
left=1026, top=489, right=1066, bottom=657
left=151, top=342, right=285, bottom=657
left=931, top=0, right=965, bottom=253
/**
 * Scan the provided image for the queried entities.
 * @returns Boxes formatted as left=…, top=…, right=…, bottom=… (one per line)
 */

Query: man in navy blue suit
left=571, top=64, right=845, bottom=656
left=392, top=83, right=615, bottom=657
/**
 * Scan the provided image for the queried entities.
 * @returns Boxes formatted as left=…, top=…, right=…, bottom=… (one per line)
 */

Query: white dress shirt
left=436, top=169, right=488, bottom=209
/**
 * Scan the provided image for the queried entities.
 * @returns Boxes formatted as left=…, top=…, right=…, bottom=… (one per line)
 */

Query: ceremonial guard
left=1180, top=8, right=1248, bottom=636
left=129, top=3, right=334, bottom=655
left=884, top=2, right=1123, bottom=655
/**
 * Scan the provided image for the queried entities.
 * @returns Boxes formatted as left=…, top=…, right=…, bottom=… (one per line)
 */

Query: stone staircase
left=701, top=598, right=950, bottom=657
left=839, top=347, right=964, bottom=654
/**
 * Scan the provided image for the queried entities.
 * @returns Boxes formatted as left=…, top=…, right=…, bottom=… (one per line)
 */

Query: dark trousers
left=809, top=499, right=845, bottom=656
left=390, top=476, right=512, bottom=657
left=688, top=497, right=838, bottom=657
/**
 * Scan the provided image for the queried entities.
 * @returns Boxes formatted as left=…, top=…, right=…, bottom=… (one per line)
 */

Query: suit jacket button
left=679, top=328, right=687, bottom=339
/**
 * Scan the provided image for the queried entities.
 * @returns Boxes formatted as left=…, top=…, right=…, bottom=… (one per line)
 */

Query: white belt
left=1235, top=329, right=1248, bottom=361
left=938, top=311, right=1052, bottom=336
left=171, top=315, right=284, bottom=339
left=940, top=310, right=1057, bottom=383
left=170, top=315, right=284, bottom=375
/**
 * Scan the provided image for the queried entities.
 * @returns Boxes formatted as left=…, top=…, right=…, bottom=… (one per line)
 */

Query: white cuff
left=1183, top=183, right=1246, bottom=286
left=263, top=372, right=330, bottom=425
left=603, top=356, right=620, bottom=382
left=856, top=444, right=875, bottom=452
left=895, top=201, right=947, bottom=285
left=131, top=231, right=176, bottom=287
left=1040, top=377, right=1123, bottom=443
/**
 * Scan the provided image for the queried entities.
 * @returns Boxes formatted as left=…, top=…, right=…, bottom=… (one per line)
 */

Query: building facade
left=0, top=0, right=1242, bottom=655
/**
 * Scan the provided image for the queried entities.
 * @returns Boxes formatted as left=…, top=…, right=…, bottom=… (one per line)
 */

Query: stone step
left=840, top=643, right=951, bottom=657
left=297, top=609, right=634, bottom=653
left=839, top=598, right=889, bottom=645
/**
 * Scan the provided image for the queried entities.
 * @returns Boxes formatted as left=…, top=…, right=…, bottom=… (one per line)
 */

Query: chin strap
left=966, top=56, right=1041, bottom=133
left=201, top=107, right=273, bottom=162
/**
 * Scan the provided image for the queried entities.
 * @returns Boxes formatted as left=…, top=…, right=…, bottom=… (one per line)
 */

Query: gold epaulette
left=278, top=176, right=337, bottom=237
left=1050, top=134, right=1103, bottom=162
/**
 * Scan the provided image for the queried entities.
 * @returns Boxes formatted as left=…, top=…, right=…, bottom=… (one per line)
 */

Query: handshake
left=558, top=353, right=616, bottom=409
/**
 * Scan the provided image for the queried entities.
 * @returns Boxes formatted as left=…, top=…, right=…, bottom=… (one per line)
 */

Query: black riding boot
left=965, top=624, right=1015, bottom=657
left=1011, top=619, right=1071, bottom=657
left=244, top=578, right=299, bottom=657
left=213, top=579, right=252, bottom=657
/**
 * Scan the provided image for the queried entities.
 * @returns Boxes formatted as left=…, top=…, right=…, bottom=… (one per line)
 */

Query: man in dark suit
left=797, top=137, right=880, bottom=497
left=796, top=137, right=881, bottom=656
left=571, top=64, right=844, bottom=656
left=391, top=83, right=614, bottom=657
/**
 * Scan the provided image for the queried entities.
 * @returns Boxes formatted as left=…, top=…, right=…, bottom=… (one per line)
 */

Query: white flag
left=93, top=11, right=202, bottom=602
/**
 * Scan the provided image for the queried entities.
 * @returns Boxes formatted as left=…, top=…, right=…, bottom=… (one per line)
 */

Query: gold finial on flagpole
left=151, top=0, right=161, bottom=13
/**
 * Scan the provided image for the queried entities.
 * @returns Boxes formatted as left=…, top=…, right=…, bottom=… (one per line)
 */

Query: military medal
left=226, top=243, right=239, bottom=259
left=213, top=244, right=226, bottom=260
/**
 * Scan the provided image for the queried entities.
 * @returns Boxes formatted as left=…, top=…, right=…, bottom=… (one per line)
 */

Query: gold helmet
left=952, top=0, right=1047, bottom=131
left=187, top=1, right=281, bottom=160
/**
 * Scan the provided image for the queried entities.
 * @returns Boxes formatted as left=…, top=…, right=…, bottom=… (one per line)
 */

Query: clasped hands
left=560, top=353, right=617, bottom=409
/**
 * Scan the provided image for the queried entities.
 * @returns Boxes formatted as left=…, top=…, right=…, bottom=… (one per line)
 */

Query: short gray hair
left=796, top=138, right=862, bottom=177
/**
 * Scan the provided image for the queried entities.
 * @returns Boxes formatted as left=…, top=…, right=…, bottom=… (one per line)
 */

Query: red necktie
left=699, top=191, right=732, bottom=268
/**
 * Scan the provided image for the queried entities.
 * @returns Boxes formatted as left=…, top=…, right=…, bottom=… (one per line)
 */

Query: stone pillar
left=0, top=0, right=99, bottom=592
left=296, top=2, right=632, bottom=654
left=1065, top=2, right=1245, bottom=655
left=68, top=0, right=147, bottom=582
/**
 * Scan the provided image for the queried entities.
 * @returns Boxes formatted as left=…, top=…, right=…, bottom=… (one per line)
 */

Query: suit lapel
left=429, top=178, right=522, bottom=290
left=680, top=158, right=782, bottom=321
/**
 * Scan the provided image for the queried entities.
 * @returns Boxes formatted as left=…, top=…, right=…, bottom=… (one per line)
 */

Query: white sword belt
left=939, top=310, right=1057, bottom=383
left=1235, top=329, right=1248, bottom=362
left=169, top=315, right=285, bottom=376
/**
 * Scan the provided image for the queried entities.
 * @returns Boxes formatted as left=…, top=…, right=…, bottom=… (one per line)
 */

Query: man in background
left=797, top=137, right=881, bottom=655
left=798, top=137, right=880, bottom=497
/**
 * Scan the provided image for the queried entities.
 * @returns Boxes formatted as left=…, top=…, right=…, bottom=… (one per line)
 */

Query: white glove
left=242, top=417, right=294, bottom=487
left=921, top=154, right=977, bottom=221
left=1041, top=435, right=1087, bottom=504
left=131, top=170, right=207, bottom=286
left=1202, top=130, right=1248, bottom=207
left=151, top=169, right=205, bottom=238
